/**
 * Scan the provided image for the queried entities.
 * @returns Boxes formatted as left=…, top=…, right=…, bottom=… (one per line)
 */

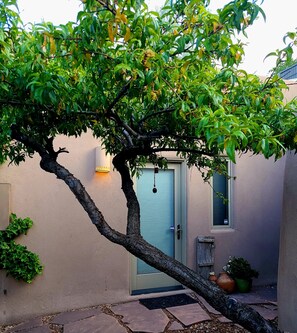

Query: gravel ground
left=172, top=319, right=278, bottom=333
left=0, top=319, right=279, bottom=333
left=0, top=290, right=278, bottom=333
left=0, top=310, right=278, bottom=333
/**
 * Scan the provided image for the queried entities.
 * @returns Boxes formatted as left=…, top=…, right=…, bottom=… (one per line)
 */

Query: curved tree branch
left=124, top=236, right=279, bottom=333
left=40, top=154, right=126, bottom=243
left=151, top=147, right=215, bottom=157
left=137, top=106, right=176, bottom=130
left=105, top=79, right=133, bottom=114
left=95, top=0, right=116, bottom=15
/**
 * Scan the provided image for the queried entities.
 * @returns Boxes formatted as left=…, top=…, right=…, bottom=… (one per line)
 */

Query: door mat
left=139, top=293, right=198, bottom=310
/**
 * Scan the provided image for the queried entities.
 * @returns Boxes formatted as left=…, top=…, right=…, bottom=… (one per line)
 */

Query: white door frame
left=130, top=160, right=187, bottom=294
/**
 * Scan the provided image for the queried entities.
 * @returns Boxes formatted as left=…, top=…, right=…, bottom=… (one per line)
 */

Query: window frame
left=211, top=160, right=233, bottom=229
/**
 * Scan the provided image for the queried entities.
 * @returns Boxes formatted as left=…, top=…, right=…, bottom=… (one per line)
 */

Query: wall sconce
left=95, top=147, right=111, bottom=173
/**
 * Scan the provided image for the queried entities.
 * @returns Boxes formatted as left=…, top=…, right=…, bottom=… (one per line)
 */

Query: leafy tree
left=1, top=0, right=297, bottom=331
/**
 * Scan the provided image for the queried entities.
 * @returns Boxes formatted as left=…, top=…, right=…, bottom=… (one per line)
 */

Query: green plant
left=0, top=213, right=43, bottom=283
left=224, top=256, right=259, bottom=280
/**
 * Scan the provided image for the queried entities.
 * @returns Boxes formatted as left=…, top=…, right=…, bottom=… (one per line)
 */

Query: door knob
left=169, top=225, right=181, bottom=239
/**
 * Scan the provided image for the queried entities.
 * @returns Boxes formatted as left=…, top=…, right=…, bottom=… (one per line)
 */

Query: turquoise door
left=131, top=163, right=184, bottom=294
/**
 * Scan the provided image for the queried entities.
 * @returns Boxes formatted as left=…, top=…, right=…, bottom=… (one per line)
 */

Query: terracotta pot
left=216, top=272, right=236, bottom=293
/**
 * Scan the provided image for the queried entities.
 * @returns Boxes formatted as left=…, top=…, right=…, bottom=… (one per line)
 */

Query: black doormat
left=139, top=293, right=198, bottom=310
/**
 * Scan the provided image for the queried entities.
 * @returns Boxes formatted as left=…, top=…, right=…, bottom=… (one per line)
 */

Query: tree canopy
left=1, top=0, right=297, bottom=332
left=0, top=0, right=296, bottom=172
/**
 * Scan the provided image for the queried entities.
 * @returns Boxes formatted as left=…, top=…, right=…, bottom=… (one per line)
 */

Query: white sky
left=17, top=0, right=296, bottom=76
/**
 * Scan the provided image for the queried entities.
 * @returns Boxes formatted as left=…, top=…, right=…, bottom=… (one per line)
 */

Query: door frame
left=130, top=159, right=187, bottom=294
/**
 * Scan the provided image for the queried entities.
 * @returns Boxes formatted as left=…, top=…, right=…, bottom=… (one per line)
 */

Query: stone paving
left=2, top=286, right=278, bottom=333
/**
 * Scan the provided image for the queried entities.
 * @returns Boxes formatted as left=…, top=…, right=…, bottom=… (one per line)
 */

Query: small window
left=212, top=162, right=231, bottom=227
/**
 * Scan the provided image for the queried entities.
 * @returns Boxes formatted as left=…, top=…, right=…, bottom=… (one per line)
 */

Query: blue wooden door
left=131, top=163, right=184, bottom=294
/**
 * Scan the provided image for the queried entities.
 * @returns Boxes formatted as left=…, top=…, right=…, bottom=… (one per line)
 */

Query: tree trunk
left=124, top=237, right=279, bottom=333
left=39, top=154, right=281, bottom=333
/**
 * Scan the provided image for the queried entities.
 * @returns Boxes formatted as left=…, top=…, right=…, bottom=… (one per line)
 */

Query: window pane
left=213, top=171, right=229, bottom=226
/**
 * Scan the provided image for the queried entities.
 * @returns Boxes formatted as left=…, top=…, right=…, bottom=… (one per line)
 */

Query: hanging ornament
left=152, top=166, right=158, bottom=193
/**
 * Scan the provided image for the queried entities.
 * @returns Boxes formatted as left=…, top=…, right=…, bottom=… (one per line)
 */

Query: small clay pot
left=216, top=272, right=236, bottom=293
left=208, top=272, right=218, bottom=284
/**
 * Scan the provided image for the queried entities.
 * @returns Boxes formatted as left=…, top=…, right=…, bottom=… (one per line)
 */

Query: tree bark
left=38, top=153, right=281, bottom=333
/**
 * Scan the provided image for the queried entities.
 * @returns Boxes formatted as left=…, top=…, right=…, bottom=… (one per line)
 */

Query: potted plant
left=224, top=257, right=259, bottom=293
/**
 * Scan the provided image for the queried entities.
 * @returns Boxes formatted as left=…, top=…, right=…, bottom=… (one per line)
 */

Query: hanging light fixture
left=95, top=147, right=111, bottom=173
left=152, top=166, right=158, bottom=193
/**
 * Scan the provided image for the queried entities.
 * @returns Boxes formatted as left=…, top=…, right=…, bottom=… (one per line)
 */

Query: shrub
left=224, top=256, right=259, bottom=280
left=0, top=213, right=43, bottom=283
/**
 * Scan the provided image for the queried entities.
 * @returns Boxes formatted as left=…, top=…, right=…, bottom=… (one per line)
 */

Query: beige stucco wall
left=0, top=128, right=286, bottom=325
left=278, top=152, right=297, bottom=333
left=186, top=154, right=285, bottom=284
left=0, top=130, right=284, bottom=323
left=278, top=81, right=297, bottom=333
left=0, top=133, right=131, bottom=324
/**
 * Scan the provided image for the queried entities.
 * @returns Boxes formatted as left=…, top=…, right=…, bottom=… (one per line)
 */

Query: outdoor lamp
left=95, top=147, right=111, bottom=173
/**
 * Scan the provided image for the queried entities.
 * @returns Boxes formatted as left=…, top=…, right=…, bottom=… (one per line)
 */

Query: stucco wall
left=186, top=154, right=285, bottom=285
left=0, top=133, right=130, bottom=324
left=0, top=130, right=286, bottom=325
left=278, top=152, right=297, bottom=333
left=278, top=81, right=297, bottom=333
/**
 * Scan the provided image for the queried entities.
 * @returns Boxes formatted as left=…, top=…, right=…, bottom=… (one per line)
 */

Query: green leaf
left=176, top=36, right=185, bottom=53
left=225, top=138, right=236, bottom=163
left=145, top=70, right=155, bottom=84
left=114, top=63, right=132, bottom=72
left=261, top=138, right=269, bottom=155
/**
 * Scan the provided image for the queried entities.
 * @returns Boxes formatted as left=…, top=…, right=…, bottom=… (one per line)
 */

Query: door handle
left=169, top=225, right=181, bottom=240
left=177, top=224, right=181, bottom=240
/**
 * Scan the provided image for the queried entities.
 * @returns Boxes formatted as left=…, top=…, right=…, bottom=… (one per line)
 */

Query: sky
left=17, top=0, right=296, bottom=76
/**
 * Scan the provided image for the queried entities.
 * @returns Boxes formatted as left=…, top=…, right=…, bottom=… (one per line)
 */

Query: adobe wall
left=0, top=130, right=286, bottom=324
left=0, top=133, right=130, bottom=324
left=186, top=154, right=285, bottom=285
left=278, top=152, right=297, bottom=333
left=278, top=81, right=297, bottom=333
